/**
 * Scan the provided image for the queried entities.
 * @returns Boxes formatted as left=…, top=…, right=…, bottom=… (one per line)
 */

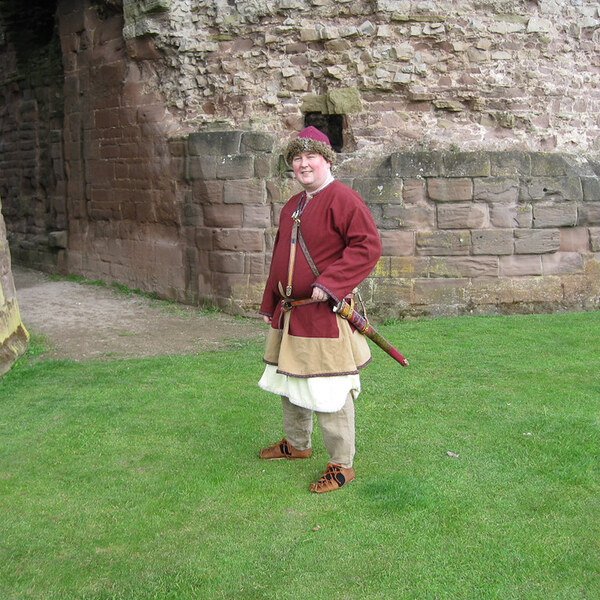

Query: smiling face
left=291, top=152, right=332, bottom=193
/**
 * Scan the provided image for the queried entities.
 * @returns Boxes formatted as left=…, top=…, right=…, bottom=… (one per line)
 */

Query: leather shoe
left=259, top=438, right=311, bottom=460
left=309, top=462, right=355, bottom=493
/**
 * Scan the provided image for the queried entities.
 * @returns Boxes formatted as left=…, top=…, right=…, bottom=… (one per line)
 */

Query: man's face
left=292, top=152, right=331, bottom=193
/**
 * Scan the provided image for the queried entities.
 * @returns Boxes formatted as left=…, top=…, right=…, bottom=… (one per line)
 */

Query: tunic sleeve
left=313, top=193, right=381, bottom=303
left=259, top=229, right=281, bottom=317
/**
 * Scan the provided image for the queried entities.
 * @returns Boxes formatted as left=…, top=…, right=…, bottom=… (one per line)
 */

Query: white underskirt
left=258, top=364, right=361, bottom=413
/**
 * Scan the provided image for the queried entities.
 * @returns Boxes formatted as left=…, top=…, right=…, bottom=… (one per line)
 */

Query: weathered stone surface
left=213, top=229, right=264, bottom=252
left=542, top=252, right=584, bottom=275
left=223, top=180, right=266, bottom=204
left=416, top=230, right=471, bottom=255
left=490, top=153, right=532, bottom=177
left=560, top=227, right=590, bottom=252
left=519, top=177, right=583, bottom=202
left=581, top=177, right=600, bottom=202
left=579, top=203, right=600, bottom=225
left=437, top=203, right=488, bottom=229
left=490, top=204, right=533, bottom=228
left=203, top=205, right=243, bottom=228
left=514, top=229, right=560, bottom=254
left=472, top=230, right=514, bottom=255
left=427, top=178, right=472, bottom=202
left=382, top=203, right=435, bottom=229
left=1, top=198, right=28, bottom=375
left=391, top=152, right=444, bottom=178
left=390, top=256, right=429, bottom=278
left=380, top=230, right=415, bottom=256
left=443, top=152, right=490, bottom=177
left=499, top=255, right=542, bottom=276
left=533, top=202, right=578, bottom=228
left=217, top=156, right=255, bottom=180
left=590, top=228, right=600, bottom=252
left=474, top=178, right=519, bottom=203
left=188, top=131, right=242, bottom=156
left=430, top=256, right=498, bottom=278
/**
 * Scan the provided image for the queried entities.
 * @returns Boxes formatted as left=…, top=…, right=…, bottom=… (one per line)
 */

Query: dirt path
left=13, top=266, right=266, bottom=361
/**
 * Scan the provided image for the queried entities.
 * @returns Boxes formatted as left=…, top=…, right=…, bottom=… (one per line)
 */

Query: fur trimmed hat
left=284, top=126, right=336, bottom=166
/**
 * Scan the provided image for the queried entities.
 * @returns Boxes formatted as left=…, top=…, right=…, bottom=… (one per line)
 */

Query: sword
left=332, top=299, right=409, bottom=367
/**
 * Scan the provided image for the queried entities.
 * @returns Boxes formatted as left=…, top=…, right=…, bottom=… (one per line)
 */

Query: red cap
left=297, top=126, right=331, bottom=146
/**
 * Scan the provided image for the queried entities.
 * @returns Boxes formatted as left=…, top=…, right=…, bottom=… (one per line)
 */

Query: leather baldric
left=284, top=192, right=320, bottom=298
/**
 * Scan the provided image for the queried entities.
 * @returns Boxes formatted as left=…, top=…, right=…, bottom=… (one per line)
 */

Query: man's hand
left=263, top=315, right=272, bottom=324
left=311, top=286, right=329, bottom=301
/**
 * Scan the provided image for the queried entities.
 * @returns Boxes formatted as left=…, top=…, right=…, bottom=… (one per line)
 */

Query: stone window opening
left=304, top=112, right=345, bottom=153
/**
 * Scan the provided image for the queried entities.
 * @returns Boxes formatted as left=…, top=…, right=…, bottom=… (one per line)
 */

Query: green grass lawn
left=1, top=312, right=598, bottom=600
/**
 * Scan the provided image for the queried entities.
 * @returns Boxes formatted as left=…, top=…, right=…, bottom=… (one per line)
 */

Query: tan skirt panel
left=263, top=311, right=371, bottom=377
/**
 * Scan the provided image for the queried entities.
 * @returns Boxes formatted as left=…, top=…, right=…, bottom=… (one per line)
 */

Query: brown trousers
left=281, top=394, right=355, bottom=468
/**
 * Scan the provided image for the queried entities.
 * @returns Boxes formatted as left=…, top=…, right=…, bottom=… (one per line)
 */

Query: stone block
left=519, top=177, right=583, bottom=202
left=186, top=156, right=217, bottom=180
left=155, top=243, right=183, bottom=266
left=427, top=178, right=472, bottom=202
left=254, top=155, right=276, bottom=178
left=246, top=253, right=267, bottom=275
left=243, top=205, right=271, bottom=228
left=326, top=88, right=363, bottom=114
left=390, top=256, right=430, bottom=278
left=430, top=256, right=498, bottom=278
left=532, top=202, right=577, bottom=227
left=473, top=178, right=519, bottom=203
left=530, top=152, right=569, bottom=176
left=402, top=179, right=426, bottom=203
left=472, top=230, right=514, bottom=255
left=499, top=255, right=542, bottom=276
left=193, top=180, right=224, bottom=204
left=490, top=204, right=532, bottom=228
left=241, top=132, right=275, bottom=153
left=578, top=203, right=600, bottom=225
left=352, top=178, right=401, bottom=204
left=437, top=203, right=488, bottom=228
left=195, top=228, right=214, bottom=251
left=223, top=180, right=266, bottom=204
left=391, top=152, right=444, bottom=178
left=581, top=177, right=600, bottom=201
left=413, top=278, right=468, bottom=306
left=188, top=131, right=242, bottom=156
left=514, top=229, right=560, bottom=254
left=380, top=231, right=415, bottom=256
left=590, top=228, right=600, bottom=252
left=510, top=277, right=563, bottom=304
left=416, top=230, right=470, bottom=255
left=443, top=152, right=491, bottom=177
left=542, top=252, right=584, bottom=275
left=203, top=205, right=243, bottom=228
left=217, top=155, right=255, bottom=180
left=382, top=204, right=435, bottom=229
left=560, top=227, right=589, bottom=252
left=214, top=229, right=264, bottom=252
left=48, top=230, right=69, bottom=249
left=209, top=251, right=245, bottom=273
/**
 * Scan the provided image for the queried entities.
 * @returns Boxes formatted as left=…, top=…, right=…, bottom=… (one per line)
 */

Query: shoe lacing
left=313, top=463, right=345, bottom=490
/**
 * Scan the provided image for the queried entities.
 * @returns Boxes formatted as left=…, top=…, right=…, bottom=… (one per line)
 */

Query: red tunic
left=260, top=180, right=381, bottom=341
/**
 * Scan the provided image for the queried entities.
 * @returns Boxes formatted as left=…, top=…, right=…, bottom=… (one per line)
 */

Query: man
left=257, top=126, right=382, bottom=493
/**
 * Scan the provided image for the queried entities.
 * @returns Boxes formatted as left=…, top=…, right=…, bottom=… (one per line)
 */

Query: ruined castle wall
left=0, top=0, right=599, bottom=321
left=183, top=130, right=600, bottom=318
left=126, top=0, right=600, bottom=157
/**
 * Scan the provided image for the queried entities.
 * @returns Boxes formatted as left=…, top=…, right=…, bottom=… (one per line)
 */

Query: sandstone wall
left=123, top=0, right=600, bottom=156
left=0, top=196, right=28, bottom=376
left=181, top=130, right=600, bottom=318
left=1, top=0, right=599, bottom=321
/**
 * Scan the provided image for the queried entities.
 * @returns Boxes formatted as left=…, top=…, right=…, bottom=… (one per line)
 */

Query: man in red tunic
left=258, top=126, right=382, bottom=493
